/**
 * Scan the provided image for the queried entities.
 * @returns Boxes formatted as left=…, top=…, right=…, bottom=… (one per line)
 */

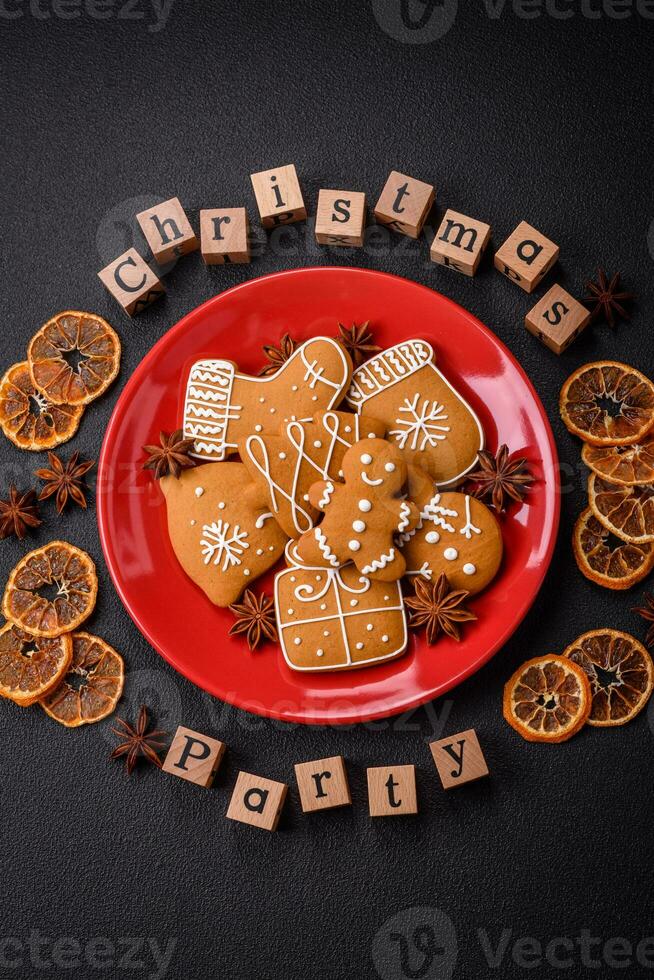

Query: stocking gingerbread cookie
left=160, top=462, right=288, bottom=606
left=183, top=337, right=352, bottom=461
left=399, top=488, right=502, bottom=594
left=240, top=409, right=386, bottom=538
left=295, top=438, right=420, bottom=581
left=345, top=339, right=484, bottom=486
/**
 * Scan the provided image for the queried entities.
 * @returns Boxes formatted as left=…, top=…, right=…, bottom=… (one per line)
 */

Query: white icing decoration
left=425, top=531, right=440, bottom=544
left=279, top=452, right=286, bottom=460
left=385, top=462, right=396, bottom=472
left=218, top=501, right=225, bottom=510
left=195, top=487, right=204, bottom=498
left=344, top=425, right=351, bottom=433
left=359, top=499, right=372, bottom=512
left=256, top=548, right=263, bottom=555
left=362, top=471, right=383, bottom=487
left=255, top=512, right=274, bottom=529
left=313, top=440, right=322, bottom=448
left=349, top=540, right=361, bottom=552
left=200, top=520, right=249, bottom=569
left=397, top=501, right=412, bottom=533
left=288, top=608, right=294, bottom=615
left=397, top=493, right=458, bottom=546
left=352, top=520, right=366, bottom=532
left=350, top=599, right=358, bottom=607
left=356, top=642, right=364, bottom=650
left=190, top=519, right=196, bottom=526
left=405, top=562, right=433, bottom=580
left=389, top=394, right=450, bottom=451
left=318, top=482, right=335, bottom=508
left=463, top=563, right=477, bottom=575
left=444, top=547, right=458, bottom=561
left=317, top=649, right=324, bottom=657
left=323, top=629, right=329, bottom=636
left=314, top=526, right=340, bottom=567
left=360, top=453, right=373, bottom=464
left=243, top=569, right=250, bottom=576
left=259, top=396, right=265, bottom=403
left=366, top=623, right=373, bottom=632
left=294, top=637, right=302, bottom=645
left=362, top=548, right=395, bottom=575
left=382, top=635, right=389, bottom=642
left=255, top=424, right=262, bottom=432
left=460, top=495, right=482, bottom=540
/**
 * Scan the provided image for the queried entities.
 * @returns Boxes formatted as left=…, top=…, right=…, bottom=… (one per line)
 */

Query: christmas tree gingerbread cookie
left=240, top=409, right=386, bottom=538
left=160, top=462, right=288, bottom=606
left=345, top=339, right=484, bottom=486
left=275, top=542, right=408, bottom=672
left=399, top=488, right=502, bottom=594
left=295, top=438, right=420, bottom=581
left=183, top=337, right=353, bottom=461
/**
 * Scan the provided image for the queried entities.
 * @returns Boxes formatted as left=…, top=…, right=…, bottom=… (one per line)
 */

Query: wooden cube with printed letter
left=429, top=729, right=489, bottom=789
left=250, top=164, right=306, bottom=228
left=494, top=220, right=559, bottom=293
left=315, top=189, right=366, bottom=247
left=97, top=248, right=165, bottom=316
left=226, top=771, right=288, bottom=831
left=200, top=208, right=250, bottom=264
left=430, top=209, right=491, bottom=276
left=367, top=765, right=417, bottom=816
left=374, top=171, right=435, bottom=238
left=162, top=725, right=226, bottom=788
left=136, top=197, right=199, bottom=265
left=294, top=756, right=352, bottom=813
left=525, top=284, right=591, bottom=354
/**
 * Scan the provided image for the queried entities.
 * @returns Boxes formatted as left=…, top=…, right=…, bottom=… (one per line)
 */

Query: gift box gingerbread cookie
left=275, top=543, right=408, bottom=672
left=345, top=339, right=484, bottom=486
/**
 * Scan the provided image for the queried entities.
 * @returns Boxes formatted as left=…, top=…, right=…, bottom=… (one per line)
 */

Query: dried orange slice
left=2, top=541, right=98, bottom=637
left=563, top=629, right=653, bottom=726
left=0, top=622, right=72, bottom=706
left=560, top=361, right=654, bottom=446
left=503, top=655, right=592, bottom=742
left=573, top=508, right=654, bottom=590
left=28, top=310, right=121, bottom=406
left=582, top=438, right=654, bottom=487
left=40, top=631, right=124, bottom=727
left=0, top=361, right=83, bottom=451
left=588, top=474, right=654, bottom=544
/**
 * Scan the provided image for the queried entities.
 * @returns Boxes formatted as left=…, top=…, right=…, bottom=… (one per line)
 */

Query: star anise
left=35, top=451, right=95, bottom=514
left=337, top=321, right=382, bottom=367
left=228, top=589, right=278, bottom=651
left=0, top=486, right=42, bottom=540
left=583, top=268, right=634, bottom=328
left=467, top=445, right=534, bottom=512
left=110, top=705, right=168, bottom=776
left=258, top=333, right=298, bottom=376
left=405, top=573, right=476, bottom=644
left=633, top=594, right=654, bottom=649
left=142, top=429, right=197, bottom=479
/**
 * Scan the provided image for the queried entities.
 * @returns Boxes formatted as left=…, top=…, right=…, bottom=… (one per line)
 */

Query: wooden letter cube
left=294, top=756, right=352, bottom=813
left=430, top=209, right=491, bottom=277
left=374, top=171, right=435, bottom=239
left=250, top=164, right=306, bottom=228
left=97, top=248, right=165, bottom=316
left=315, top=190, right=366, bottom=247
left=430, top=729, right=488, bottom=789
left=226, top=771, right=288, bottom=831
left=200, top=208, right=250, bottom=265
left=162, top=725, right=226, bottom=788
left=136, top=197, right=199, bottom=265
left=525, top=284, right=591, bottom=354
left=494, top=220, right=559, bottom=293
left=367, top=765, right=417, bottom=817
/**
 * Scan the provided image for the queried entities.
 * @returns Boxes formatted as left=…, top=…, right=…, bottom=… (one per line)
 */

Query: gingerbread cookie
left=240, top=409, right=386, bottom=538
left=399, top=489, right=502, bottom=594
left=275, top=542, right=407, bottom=671
left=160, top=462, right=288, bottom=606
left=183, top=337, right=352, bottom=461
left=345, top=339, right=484, bottom=486
left=295, top=438, right=420, bottom=581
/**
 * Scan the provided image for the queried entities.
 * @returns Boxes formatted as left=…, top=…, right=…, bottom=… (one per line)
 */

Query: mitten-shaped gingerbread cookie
left=346, top=339, right=484, bottom=486
left=183, top=337, right=352, bottom=461
left=295, top=438, right=420, bottom=581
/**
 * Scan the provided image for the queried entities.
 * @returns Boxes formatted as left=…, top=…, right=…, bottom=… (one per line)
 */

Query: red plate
left=97, top=267, right=559, bottom=725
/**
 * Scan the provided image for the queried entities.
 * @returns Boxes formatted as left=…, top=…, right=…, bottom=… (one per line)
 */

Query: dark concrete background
left=2, top=2, right=654, bottom=978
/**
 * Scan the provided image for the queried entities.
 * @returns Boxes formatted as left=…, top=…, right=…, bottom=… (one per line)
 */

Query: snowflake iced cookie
left=399, top=489, right=502, bottom=595
left=240, top=409, right=386, bottom=538
left=182, top=337, right=352, bottom=462
left=295, top=438, right=420, bottom=581
left=345, top=339, right=484, bottom=486
left=160, top=462, right=288, bottom=606
left=275, top=542, right=407, bottom=671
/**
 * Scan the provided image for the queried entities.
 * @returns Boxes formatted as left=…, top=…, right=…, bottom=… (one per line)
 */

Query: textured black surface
left=2, top=3, right=654, bottom=978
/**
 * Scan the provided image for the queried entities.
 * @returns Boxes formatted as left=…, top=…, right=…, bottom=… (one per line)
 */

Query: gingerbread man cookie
left=183, top=337, right=352, bottom=461
left=240, top=409, right=386, bottom=538
left=160, top=462, right=288, bottom=606
left=295, top=438, right=420, bottom=581
left=345, top=339, right=484, bottom=486
left=399, top=489, right=502, bottom=594
left=275, top=542, right=408, bottom=672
